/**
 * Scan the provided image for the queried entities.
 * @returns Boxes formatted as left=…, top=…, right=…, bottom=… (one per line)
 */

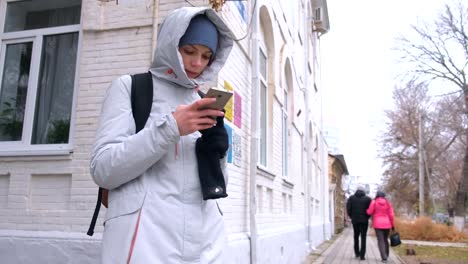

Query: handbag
left=390, top=230, right=402, bottom=247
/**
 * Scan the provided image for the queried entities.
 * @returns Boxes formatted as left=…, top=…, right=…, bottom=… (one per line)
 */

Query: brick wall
left=0, top=0, right=330, bottom=262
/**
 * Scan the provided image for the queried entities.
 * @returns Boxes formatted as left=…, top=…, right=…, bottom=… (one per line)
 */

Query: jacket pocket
left=104, top=192, right=146, bottom=223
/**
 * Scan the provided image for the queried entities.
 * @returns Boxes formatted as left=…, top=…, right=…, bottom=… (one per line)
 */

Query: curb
left=401, top=240, right=468, bottom=248
left=390, top=247, right=407, bottom=264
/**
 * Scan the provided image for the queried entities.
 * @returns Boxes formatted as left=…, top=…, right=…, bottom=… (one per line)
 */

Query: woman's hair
left=376, top=191, right=386, bottom=198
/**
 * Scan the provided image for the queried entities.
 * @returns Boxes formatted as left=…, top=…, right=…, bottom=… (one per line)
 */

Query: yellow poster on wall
left=223, top=80, right=234, bottom=122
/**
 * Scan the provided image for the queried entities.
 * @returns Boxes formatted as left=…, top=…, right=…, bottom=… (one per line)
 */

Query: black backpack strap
left=131, top=71, right=154, bottom=133
left=87, top=72, right=153, bottom=236
left=87, top=187, right=103, bottom=236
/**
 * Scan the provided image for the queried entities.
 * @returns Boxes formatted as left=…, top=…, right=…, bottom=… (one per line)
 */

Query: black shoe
left=382, top=259, right=387, bottom=263
left=360, top=257, right=366, bottom=260
left=355, top=255, right=360, bottom=259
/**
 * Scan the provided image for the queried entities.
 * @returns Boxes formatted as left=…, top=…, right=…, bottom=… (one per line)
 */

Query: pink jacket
left=366, top=197, right=394, bottom=229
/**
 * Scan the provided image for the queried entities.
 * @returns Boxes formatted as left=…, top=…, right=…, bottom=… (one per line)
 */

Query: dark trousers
left=352, top=222, right=368, bottom=258
left=375, top=228, right=390, bottom=260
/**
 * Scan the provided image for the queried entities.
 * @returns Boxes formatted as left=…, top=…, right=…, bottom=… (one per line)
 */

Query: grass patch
left=394, top=244, right=468, bottom=263
left=395, top=216, right=468, bottom=242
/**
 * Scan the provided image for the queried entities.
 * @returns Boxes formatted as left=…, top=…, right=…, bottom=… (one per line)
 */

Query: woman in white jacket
left=90, top=7, right=233, bottom=264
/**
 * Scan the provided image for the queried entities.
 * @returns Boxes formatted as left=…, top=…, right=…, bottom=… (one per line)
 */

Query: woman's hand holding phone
left=172, top=98, right=224, bottom=136
left=200, top=87, right=233, bottom=111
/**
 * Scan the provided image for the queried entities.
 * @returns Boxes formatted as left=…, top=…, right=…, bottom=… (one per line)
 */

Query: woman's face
left=179, top=44, right=212, bottom=79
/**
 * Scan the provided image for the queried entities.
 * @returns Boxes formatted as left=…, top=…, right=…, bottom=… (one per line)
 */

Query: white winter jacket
left=90, top=7, right=234, bottom=264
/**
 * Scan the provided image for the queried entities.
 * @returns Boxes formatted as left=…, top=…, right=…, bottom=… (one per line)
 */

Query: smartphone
left=201, top=87, right=233, bottom=110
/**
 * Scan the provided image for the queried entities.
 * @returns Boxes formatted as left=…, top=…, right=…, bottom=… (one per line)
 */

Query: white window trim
left=0, top=25, right=81, bottom=40
left=0, top=1, right=81, bottom=156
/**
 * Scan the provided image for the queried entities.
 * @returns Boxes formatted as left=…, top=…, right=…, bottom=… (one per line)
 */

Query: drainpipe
left=303, top=1, right=312, bottom=251
left=151, top=0, right=160, bottom=59
left=318, top=40, right=328, bottom=240
left=322, top=141, right=327, bottom=240
left=249, top=3, right=260, bottom=264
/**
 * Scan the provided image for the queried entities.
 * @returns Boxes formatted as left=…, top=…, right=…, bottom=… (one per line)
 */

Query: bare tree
left=380, top=81, right=427, bottom=216
left=379, top=81, right=464, bottom=216
left=425, top=94, right=465, bottom=208
left=396, top=1, right=468, bottom=222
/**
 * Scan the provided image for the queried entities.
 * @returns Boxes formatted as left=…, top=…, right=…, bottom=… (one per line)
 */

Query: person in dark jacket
left=346, top=185, right=372, bottom=260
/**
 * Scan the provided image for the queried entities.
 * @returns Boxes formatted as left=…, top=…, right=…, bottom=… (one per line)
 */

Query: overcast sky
left=321, top=0, right=450, bottom=183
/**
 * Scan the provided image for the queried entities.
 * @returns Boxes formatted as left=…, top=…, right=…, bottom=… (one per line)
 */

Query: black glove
left=196, top=115, right=229, bottom=200
left=198, top=115, right=229, bottom=157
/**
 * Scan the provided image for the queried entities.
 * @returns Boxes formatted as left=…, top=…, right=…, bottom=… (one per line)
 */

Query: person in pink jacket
left=366, top=191, right=395, bottom=263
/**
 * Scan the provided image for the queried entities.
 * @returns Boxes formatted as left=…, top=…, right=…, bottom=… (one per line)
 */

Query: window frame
left=281, top=86, right=288, bottom=178
left=258, top=45, right=268, bottom=168
left=0, top=0, right=81, bottom=156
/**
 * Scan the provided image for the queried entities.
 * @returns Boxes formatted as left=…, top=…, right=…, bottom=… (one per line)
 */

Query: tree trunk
left=454, top=85, right=468, bottom=230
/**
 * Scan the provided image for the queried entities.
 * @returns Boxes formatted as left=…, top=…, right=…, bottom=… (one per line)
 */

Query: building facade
left=328, top=154, right=349, bottom=234
left=0, top=0, right=331, bottom=263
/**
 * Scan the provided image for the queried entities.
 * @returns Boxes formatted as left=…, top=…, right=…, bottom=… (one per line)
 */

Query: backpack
left=86, top=72, right=205, bottom=236
left=87, top=72, right=153, bottom=236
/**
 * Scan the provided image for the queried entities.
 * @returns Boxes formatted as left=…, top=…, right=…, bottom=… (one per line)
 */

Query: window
left=258, top=7, right=274, bottom=170
left=282, top=88, right=288, bottom=177
left=282, top=61, right=293, bottom=178
left=258, top=48, right=267, bottom=167
left=282, top=193, right=287, bottom=213
left=256, top=185, right=263, bottom=213
left=266, top=188, right=273, bottom=213
left=0, top=0, right=81, bottom=154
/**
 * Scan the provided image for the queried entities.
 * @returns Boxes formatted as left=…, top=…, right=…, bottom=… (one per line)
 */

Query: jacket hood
left=355, top=189, right=366, bottom=197
left=150, top=7, right=234, bottom=89
left=375, top=197, right=389, bottom=208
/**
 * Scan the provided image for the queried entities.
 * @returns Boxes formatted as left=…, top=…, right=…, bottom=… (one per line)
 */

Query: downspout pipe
left=151, top=0, right=160, bottom=60
left=304, top=0, right=312, bottom=251
left=318, top=40, right=328, bottom=240
left=249, top=3, right=260, bottom=264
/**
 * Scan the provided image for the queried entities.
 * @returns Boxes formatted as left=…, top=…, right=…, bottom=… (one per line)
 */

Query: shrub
left=395, top=216, right=468, bottom=242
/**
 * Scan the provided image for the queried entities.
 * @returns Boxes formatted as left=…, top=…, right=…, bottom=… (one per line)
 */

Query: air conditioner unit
left=313, top=7, right=326, bottom=33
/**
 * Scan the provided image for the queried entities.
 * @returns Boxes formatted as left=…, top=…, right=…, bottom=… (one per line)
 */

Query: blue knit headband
left=179, top=15, right=218, bottom=55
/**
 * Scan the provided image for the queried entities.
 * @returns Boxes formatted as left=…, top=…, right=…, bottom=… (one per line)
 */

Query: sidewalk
left=307, top=227, right=405, bottom=264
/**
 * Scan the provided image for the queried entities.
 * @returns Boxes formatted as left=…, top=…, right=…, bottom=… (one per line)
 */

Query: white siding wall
left=0, top=0, right=330, bottom=263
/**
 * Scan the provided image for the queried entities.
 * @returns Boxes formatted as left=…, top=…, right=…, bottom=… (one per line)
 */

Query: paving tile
left=310, top=227, right=405, bottom=264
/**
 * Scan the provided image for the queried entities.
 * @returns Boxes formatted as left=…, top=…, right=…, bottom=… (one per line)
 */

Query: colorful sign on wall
left=222, top=80, right=242, bottom=165
left=223, top=80, right=234, bottom=122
